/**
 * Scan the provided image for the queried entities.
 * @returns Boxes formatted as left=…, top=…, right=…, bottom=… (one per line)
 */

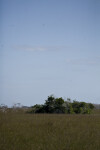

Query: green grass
left=0, top=109, right=100, bottom=150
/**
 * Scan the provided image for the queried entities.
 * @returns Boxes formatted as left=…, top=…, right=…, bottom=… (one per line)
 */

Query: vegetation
left=0, top=109, right=100, bottom=150
left=0, top=96, right=99, bottom=150
left=29, top=95, right=94, bottom=114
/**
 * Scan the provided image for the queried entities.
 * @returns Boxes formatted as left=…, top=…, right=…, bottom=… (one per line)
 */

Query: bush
left=28, top=96, right=94, bottom=114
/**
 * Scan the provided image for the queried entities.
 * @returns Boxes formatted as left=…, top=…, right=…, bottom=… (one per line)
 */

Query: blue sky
left=0, top=0, right=100, bottom=106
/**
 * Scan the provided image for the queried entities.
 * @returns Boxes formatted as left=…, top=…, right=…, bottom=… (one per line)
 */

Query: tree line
left=29, top=95, right=94, bottom=114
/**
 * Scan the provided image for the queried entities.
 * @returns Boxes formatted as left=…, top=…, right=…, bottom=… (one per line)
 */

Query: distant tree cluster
left=29, top=95, right=94, bottom=114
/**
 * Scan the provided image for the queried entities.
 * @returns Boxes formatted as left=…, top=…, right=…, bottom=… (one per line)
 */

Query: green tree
left=88, top=103, right=94, bottom=109
left=72, top=101, right=80, bottom=113
left=44, top=95, right=55, bottom=113
left=54, top=97, right=66, bottom=113
left=68, top=104, right=74, bottom=114
left=28, top=95, right=94, bottom=114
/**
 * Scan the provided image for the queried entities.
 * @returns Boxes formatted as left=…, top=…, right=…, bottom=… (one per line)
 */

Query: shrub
left=29, top=96, right=94, bottom=114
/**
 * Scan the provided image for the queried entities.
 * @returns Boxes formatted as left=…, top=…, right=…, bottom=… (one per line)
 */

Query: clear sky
left=0, top=0, right=100, bottom=107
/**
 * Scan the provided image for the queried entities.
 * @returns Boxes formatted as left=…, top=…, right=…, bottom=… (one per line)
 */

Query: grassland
left=0, top=109, right=100, bottom=150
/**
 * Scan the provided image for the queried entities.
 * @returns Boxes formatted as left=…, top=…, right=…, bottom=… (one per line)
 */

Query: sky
left=0, top=0, right=100, bottom=107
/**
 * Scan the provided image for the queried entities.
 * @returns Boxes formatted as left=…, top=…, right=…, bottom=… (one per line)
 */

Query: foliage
left=29, top=95, right=94, bottom=114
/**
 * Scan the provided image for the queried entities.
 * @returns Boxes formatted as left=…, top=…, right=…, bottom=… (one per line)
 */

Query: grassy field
left=0, top=109, right=100, bottom=150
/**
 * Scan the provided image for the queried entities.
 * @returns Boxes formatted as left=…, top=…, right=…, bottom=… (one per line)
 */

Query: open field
left=0, top=109, right=100, bottom=150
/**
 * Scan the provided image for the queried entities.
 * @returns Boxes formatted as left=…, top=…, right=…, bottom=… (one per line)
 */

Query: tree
left=28, top=95, right=94, bottom=114
left=54, top=97, right=66, bottom=113
left=68, top=104, right=74, bottom=114
left=29, top=104, right=45, bottom=113
left=88, top=103, right=94, bottom=109
left=44, top=95, right=55, bottom=113
left=72, top=101, right=80, bottom=114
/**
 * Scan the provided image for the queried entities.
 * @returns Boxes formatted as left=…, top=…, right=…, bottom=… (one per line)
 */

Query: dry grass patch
left=0, top=110, right=100, bottom=150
